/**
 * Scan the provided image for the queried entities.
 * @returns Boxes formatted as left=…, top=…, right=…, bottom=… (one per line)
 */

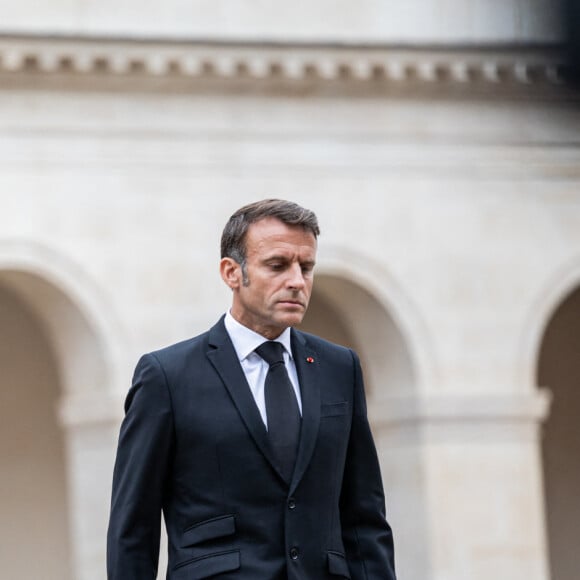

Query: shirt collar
left=224, top=310, right=293, bottom=362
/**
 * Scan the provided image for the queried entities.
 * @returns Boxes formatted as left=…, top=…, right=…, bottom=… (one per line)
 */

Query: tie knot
left=255, top=341, right=285, bottom=366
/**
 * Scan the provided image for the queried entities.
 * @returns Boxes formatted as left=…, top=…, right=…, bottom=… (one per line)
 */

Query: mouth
left=278, top=300, right=305, bottom=308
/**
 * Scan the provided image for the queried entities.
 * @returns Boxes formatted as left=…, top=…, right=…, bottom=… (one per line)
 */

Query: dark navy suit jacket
left=107, top=317, right=396, bottom=579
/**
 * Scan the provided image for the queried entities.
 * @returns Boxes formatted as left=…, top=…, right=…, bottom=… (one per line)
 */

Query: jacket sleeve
left=107, top=353, right=175, bottom=580
left=339, top=349, right=397, bottom=580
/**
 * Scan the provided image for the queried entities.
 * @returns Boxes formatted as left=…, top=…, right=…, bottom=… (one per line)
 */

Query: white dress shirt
left=224, top=310, right=303, bottom=428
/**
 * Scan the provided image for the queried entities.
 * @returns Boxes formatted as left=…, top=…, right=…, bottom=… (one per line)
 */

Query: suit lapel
left=206, top=318, right=284, bottom=481
left=290, top=329, right=321, bottom=493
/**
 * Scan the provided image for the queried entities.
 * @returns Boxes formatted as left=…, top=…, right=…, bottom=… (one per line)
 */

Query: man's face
left=221, top=217, right=317, bottom=339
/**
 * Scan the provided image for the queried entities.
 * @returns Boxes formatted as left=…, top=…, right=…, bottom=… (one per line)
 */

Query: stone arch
left=301, top=274, right=416, bottom=399
left=304, top=244, right=434, bottom=397
left=0, top=240, right=127, bottom=402
left=519, top=256, right=580, bottom=393
left=0, top=240, right=127, bottom=580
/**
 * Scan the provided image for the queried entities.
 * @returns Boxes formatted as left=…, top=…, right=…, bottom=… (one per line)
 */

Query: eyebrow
left=262, top=255, right=316, bottom=267
left=263, top=254, right=290, bottom=263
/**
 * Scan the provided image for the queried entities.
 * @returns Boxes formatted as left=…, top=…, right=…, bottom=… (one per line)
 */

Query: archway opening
left=537, top=285, right=580, bottom=580
left=300, top=274, right=416, bottom=398
left=0, top=282, right=72, bottom=579
left=0, top=256, right=119, bottom=580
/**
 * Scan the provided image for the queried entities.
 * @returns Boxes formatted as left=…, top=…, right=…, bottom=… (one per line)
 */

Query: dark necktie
left=255, top=341, right=301, bottom=482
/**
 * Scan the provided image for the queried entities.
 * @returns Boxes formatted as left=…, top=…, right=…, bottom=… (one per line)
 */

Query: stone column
left=370, top=390, right=552, bottom=580
left=59, top=393, right=122, bottom=580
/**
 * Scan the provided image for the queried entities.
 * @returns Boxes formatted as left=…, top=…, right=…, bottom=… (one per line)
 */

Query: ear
left=220, top=257, right=242, bottom=290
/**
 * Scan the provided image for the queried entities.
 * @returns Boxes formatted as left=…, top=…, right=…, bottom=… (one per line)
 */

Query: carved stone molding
left=0, top=34, right=567, bottom=90
left=368, top=389, right=552, bottom=443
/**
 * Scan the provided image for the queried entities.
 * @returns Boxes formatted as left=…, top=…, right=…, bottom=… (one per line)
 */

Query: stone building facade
left=1, top=2, right=579, bottom=579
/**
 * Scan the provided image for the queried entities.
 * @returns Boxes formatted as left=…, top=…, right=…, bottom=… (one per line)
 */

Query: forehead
left=245, top=217, right=317, bottom=255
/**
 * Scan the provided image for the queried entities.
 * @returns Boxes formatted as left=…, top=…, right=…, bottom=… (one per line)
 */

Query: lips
left=278, top=300, right=304, bottom=308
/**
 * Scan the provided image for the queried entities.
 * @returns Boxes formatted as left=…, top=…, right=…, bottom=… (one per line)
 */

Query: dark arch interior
left=537, top=286, right=580, bottom=580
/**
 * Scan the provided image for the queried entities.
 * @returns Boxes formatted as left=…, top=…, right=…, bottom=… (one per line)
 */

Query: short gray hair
left=220, top=199, right=320, bottom=278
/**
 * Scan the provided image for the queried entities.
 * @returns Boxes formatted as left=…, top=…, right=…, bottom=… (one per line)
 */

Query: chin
left=280, top=314, right=304, bottom=328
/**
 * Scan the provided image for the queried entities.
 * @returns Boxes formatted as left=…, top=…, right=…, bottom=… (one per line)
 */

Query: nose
left=287, top=263, right=306, bottom=290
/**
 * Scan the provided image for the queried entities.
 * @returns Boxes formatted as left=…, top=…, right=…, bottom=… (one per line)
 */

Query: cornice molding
left=0, top=34, right=567, bottom=89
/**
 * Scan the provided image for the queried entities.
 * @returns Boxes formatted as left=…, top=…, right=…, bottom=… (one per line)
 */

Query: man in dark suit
left=107, top=199, right=396, bottom=579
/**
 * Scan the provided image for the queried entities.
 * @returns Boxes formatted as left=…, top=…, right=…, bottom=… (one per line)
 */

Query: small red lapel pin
left=306, top=356, right=314, bottom=363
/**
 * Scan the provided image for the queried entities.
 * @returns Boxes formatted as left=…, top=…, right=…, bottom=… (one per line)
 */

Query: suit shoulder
left=145, top=329, right=210, bottom=367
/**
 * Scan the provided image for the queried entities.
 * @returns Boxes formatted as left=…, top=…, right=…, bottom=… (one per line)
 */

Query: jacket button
left=288, top=498, right=296, bottom=510
left=289, top=547, right=299, bottom=560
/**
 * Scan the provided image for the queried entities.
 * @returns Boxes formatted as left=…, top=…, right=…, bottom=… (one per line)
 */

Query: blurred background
left=1, top=1, right=579, bottom=579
